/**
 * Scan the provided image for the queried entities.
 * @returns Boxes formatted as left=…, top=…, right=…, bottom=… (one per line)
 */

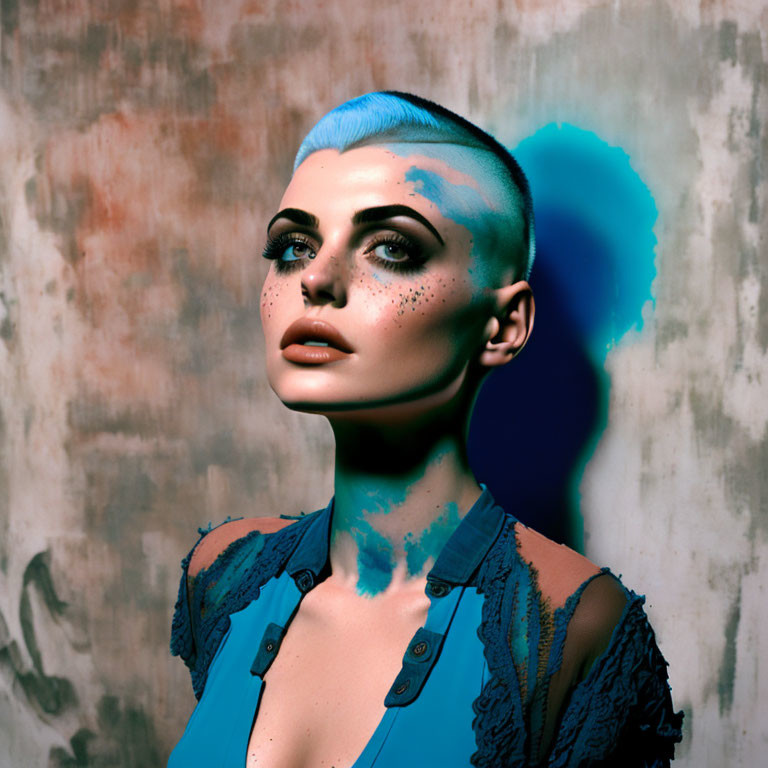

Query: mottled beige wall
left=0, top=1, right=764, bottom=766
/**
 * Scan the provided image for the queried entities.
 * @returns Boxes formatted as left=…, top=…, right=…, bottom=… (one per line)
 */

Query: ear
left=478, top=280, right=535, bottom=368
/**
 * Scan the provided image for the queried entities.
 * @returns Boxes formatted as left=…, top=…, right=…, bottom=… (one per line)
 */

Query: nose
left=301, top=245, right=348, bottom=308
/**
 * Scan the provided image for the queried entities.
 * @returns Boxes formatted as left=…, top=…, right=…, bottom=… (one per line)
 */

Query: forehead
left=282, top=143, right=524, bottom=286
left=282, top=144, right=493, bottom=208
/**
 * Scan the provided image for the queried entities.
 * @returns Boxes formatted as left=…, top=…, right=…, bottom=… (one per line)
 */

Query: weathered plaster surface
left=0, top=1, right=765, bottom=765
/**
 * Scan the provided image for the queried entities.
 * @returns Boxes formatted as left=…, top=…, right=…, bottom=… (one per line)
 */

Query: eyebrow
left=267, top=208, right=319, bottom=232
left=267, top=204, right=444, bottom=246
left=352, top=205, right=444, bottom=245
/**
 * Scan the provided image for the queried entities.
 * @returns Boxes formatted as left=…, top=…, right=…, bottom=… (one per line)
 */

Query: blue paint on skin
left=404, top=166, right=505, bottom=287
left=334, top=442, right=462, bottom=596
left=370, top=270, right=389, bottom=284
left=513, top=123, right=658, bottom=361
left=384, top=141, right=527, bottom=287
left=333, top=470, right=419, bottom=595
left=335, top=478, right=409, bottom=521
left=403, top=502, right=462, bottom=577
left=351, top=518, right=397, bottom=596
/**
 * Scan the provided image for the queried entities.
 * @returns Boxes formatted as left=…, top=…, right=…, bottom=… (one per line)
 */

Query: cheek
left=259, top=274, right=286, bottom=327
left=367, top=273, right=476, bottom=344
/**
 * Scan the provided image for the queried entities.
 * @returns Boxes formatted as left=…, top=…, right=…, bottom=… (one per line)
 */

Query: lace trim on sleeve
left=169, top=514, right=313, bottom=700
left=169, top=524, right=217, bottom=668
left=471, top=517, right=529, bottom=766
left=547, top=595, right=684, bottom=768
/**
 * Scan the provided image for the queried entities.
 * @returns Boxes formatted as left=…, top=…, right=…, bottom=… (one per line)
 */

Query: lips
left=280, top=317, right=354, bottom=364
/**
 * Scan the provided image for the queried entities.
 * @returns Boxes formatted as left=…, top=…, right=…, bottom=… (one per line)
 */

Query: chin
left=271, top=368, right=474, bottom=426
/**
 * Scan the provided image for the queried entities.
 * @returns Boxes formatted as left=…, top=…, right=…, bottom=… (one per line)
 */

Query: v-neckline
left=242, top=571, right=468, bottom=768
left=241, top=485, right=505, bottom=768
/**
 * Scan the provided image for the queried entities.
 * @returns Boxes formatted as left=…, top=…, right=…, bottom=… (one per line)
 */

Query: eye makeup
left=262, top=228, right=429, bottom=276
left=262, top=232, right=317, bottom=273
left=364, top=232, right=428, bottom=274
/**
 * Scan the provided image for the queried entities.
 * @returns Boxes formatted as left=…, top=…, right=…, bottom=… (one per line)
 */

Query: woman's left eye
left=366, top=235, right=426, bottom=273
left=372, top=242, right=410, bottom=262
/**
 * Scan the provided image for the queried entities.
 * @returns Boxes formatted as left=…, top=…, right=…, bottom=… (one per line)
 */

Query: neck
left=327, top=407, right=482, bottom=597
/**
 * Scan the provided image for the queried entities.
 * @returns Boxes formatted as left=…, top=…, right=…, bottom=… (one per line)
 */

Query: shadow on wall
left=468, top=123, right=658, bottom=550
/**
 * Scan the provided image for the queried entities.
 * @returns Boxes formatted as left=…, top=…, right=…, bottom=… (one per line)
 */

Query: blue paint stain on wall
left=468, top=123, right=658, bottom=548
left=515, top=123, right=658, bottom=361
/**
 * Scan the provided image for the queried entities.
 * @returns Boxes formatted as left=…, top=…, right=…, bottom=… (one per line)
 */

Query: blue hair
left=293, top=92, right=535, bottom=280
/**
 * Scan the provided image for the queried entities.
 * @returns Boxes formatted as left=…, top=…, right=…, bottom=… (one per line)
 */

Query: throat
left=328, top=478, right=481, bottom=597
left=328, top=423, right=483, bottom=597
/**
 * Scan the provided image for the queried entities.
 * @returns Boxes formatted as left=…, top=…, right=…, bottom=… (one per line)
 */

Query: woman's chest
left=246, top=580, right=431, bottom=768
left=170, top=573, right=489, bottom=768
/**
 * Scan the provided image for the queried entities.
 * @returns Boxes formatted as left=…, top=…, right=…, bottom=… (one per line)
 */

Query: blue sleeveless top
left=169, top=487, right=683, bottom=767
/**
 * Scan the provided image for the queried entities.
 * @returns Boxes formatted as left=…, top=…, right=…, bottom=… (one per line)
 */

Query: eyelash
left=365, top=233, right=426, bottom=273
left=261, top=232, right=427, bottom=274
left=262, top=233, right=315, bottom=273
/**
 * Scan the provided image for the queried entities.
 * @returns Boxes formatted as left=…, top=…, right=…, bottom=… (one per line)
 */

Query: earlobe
left=478, top=281, right=535, bottom=369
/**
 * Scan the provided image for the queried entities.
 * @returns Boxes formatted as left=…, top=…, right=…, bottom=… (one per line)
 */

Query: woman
left=169, top=92, right=683, bottom=767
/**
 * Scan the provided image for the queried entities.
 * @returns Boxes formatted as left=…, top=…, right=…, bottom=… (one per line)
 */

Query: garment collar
left=285, top=483, right=507, bottom=587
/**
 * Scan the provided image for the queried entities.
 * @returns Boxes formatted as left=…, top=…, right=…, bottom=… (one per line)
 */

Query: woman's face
left=260, top=144, right=512, bottom=418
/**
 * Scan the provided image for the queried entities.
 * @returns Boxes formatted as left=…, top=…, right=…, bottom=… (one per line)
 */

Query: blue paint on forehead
left=383, top=141, right=526, bottom=286
left=403, top=166, right=499, bottom=286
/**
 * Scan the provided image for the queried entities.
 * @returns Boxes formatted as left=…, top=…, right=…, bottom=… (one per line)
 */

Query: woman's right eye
left=262, top=234, right=317, bottom=271
left=280, top=241, right=315, bottom=262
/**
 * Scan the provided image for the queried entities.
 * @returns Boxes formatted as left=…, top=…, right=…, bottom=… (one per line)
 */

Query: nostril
left=303, top=287, right=338, bottom=305
left=301, top=268, right=346, bottom=307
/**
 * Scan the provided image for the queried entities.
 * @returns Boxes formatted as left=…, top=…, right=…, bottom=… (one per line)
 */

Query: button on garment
left=169, top=488, right=496, bottom=768
left=169, top=485, right=684, bottom=767
left=170, top=575, right=486, bottom=767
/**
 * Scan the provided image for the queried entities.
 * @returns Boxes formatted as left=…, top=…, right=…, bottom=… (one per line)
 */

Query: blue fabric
left=170, top=487, right=683, bottom=766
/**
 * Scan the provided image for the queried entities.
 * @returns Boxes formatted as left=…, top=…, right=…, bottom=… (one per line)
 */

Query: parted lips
left=280, top=317, right=355, bottom=352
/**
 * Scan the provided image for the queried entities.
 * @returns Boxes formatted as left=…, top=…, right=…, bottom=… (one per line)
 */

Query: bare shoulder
left=513, top=521, right=602, bottom=611
left=188, top=516, right=298, bottom=580
left=514, top=521, right=628, bottom=675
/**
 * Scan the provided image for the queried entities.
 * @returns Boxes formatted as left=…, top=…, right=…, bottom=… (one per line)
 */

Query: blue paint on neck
left=352, top=519, right=396, bottom=596
left=403, top=501, right=462, bottom=577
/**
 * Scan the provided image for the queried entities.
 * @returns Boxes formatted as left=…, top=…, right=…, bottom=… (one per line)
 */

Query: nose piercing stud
left=308, top=253, right=316, bottom=260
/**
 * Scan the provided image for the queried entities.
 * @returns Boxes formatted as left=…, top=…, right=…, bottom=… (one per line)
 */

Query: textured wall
left=0, top=1, right=765, bottom=766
